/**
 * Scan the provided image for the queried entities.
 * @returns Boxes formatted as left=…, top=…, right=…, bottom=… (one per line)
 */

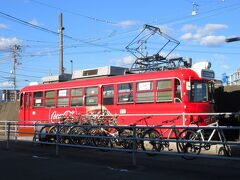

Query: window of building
left=57, top=89, right=68, bottom=107
left=70, top=88, right=83, bottom=106
left=117, top=83, right=133, bottom=103
left=34, top=91, right=43, bottom=107
left=136, top=81, right=154, bottom=103
left=156, top=80, right=172, bottom=102
left=85, top=87, right=98, bottom=106
left=45, top=90, right=55, bottom=107
left=103, top=85, right=114, bottom=105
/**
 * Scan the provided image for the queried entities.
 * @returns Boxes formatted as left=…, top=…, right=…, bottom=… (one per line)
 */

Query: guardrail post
left=182, top=112, right=186, bottom=126
left=4, top=121, right=7, bottom=136
left=132, top=124, right=137, bottom=166
left=33, top=122, right=37, bottom=144
left=56, top=124, right=60, bottom=156
left=6, top=122, right=11, bottom=149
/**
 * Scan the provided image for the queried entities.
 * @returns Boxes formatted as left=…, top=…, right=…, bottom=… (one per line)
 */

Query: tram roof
left=21, top=68, right=201, bottom=92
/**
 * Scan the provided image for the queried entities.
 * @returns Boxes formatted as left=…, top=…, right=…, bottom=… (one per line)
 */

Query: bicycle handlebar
left=162, top=115, right=180, bottom=124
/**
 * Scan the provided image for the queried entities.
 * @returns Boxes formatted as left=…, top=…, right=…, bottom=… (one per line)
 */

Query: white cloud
left=116, top=20, right=137, bottom=27
left=113, top=55, right=135, bottom=66
left=180, top=33, right=193, bottom=41
left=0, top=24, right=7, bottom=29
left=0, top=81, right=13, bottom=88
left=155, top=24, right=172, bottom=34
left=29, top=18, right=39, bottom=26
left=211, top=54, right=230, bottom=71
left=197, top=24, right=227, bottom=36
left=221, top=65, right=230, bottom=70
left=160, top=52, right=181, bottom=59
left=200, top=35, right=226, bottom=46
left=0, top=37, right=21, bottom=50
left=181, top=24, right=197, bottom=32
left=180, top=23, right=228, bottom=46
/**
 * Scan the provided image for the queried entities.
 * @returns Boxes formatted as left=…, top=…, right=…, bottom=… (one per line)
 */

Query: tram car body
left=19, top=62, right=215, bottom=135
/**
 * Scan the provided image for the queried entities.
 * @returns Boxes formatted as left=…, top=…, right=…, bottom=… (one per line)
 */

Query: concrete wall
left=0, top=102, right=19, bottom=121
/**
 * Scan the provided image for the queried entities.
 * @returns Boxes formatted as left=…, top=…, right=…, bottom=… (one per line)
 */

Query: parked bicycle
left=177, top=118, right=232, bottom=159
left=141, top=116, right=182, bottom=154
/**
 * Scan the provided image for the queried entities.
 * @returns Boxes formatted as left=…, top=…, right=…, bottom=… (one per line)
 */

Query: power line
left=0, top=11, right=126, bottom=52
left=0, top=11, right=59, bottom=36
left=29, top=0, right=117, bottom=25
left=0, top=70, right=41, bottom=78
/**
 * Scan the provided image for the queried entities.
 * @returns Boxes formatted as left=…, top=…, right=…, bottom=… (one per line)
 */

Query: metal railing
left=2, top=112, right=240, bottom=165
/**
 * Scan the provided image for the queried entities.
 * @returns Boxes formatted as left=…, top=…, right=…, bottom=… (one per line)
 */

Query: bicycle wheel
left=88, top=128, right=112, bottom=149
left=219, top=144, right=232, bottom=157
left=118, top=129, right=134, bottom=149
left=48, top=126, right=57, bottom=142
left=38, top=125, right=50, bottom=142
left=59, top=126, right=71, bottom=144
left=142, top=129, right=163, bottom=153
left=177, top=129, right=201, bottom=159
left=69, top=126, right=87, bottom=145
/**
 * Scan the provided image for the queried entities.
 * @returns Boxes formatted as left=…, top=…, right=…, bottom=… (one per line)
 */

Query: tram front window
left=189, top=82, right=209, bottom=102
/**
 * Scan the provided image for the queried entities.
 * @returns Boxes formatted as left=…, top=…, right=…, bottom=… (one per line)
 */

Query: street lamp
left=225, top=37, right=240, bottom=43
left=225, top=36, right=240, bottom=86
left=70, top=60, right=73, bottom=74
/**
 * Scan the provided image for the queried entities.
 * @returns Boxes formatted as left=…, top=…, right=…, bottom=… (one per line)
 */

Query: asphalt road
left=0, top=141, right=240, bottom=180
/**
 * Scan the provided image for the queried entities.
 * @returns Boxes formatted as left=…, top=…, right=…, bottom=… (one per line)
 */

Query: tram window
left=156, top=80, right=172, bottom=102
left=57, top=89, right=68, bottom=107
left=20, top=93, right=23, bottom=108
left=136, top=81, right=154, bottom=103
left=45, top=90, right=55, bottom=107
left=85, top=96, right=98, bottom=106
left=85, top=87, right=98, bottom=106
left=103, top=85, right=114, bottom=105
left=71, top=97, right=83, bottom=106
left=34, top=91, right=43, bottom=107
left=208, top=82, right=214, bottom=103
left=189, top=82, right=208, bottom=102
left=117, top=83, right=133, bottom=104
left=70, top=88, right=83, bottom=106
left=46, top=91, right=55, bottom=98
left=25, top=94, right=29, bottom=108
left=58, top=89, right=68, bottom=97
left=58, top=98, right=68, bottom=107
left=45, top=99, right=55, bottom=107
left=70, top=88, right=82, bottom=96
left=174, top=79, right=182, bottom=103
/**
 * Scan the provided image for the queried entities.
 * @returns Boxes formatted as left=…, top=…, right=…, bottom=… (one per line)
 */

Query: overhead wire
left=29, top=0, right=118, bottom=25
left=0, top=11, right=126, bottom=52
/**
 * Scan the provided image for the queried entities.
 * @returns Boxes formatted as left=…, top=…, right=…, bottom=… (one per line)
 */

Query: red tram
left=19, top=62, right=215, bottom=135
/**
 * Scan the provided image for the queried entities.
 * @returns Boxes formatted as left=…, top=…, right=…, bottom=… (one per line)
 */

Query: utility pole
left=59, top=13, right=64, bottom=75
left=11, top=44, right=21, bottom=101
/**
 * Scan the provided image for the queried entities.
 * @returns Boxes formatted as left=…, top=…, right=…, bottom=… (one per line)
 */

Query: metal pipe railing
left=2, top=112, right=240, bottom=166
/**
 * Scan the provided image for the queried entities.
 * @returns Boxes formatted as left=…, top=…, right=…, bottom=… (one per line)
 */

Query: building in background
left=0, top=89, right=20, bottom=102
left=228, top=69, right=240, bottom=85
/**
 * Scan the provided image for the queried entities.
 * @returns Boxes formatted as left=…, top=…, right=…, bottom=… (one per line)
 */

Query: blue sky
left=0, top=0, right=240, bottom=89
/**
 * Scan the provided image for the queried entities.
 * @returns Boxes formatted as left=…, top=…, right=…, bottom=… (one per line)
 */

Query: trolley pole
left=59, top=13, right=64, bottom=75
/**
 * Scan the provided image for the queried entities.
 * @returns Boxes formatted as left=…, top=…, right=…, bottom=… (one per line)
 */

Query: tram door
left=23, top=92, right=32, bottom=121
